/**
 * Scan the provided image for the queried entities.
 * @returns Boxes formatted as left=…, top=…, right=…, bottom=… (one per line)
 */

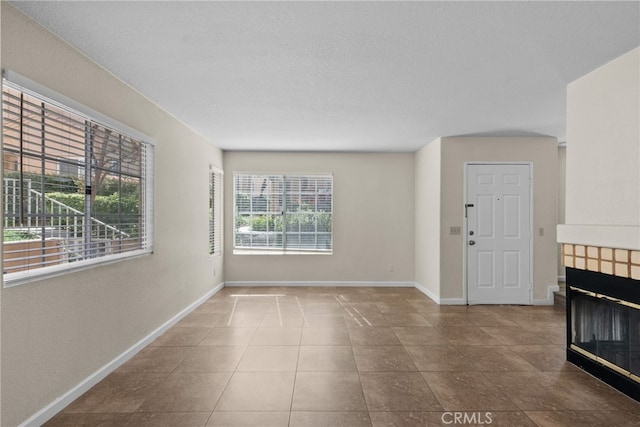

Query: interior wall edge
left=413, top=282, right=440, bottom=304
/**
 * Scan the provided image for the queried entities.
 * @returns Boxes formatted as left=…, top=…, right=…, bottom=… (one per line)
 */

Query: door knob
left=469, top=240, right=476, bottom=246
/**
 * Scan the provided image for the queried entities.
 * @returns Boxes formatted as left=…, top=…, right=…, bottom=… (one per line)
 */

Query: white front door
left=466, top=164, right=532, bottom=305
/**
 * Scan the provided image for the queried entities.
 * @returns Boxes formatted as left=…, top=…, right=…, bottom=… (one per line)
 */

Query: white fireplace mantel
left=557, top=224, right=640, bottom=251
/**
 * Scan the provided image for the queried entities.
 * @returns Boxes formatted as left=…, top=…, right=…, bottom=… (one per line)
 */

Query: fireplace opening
left=567, top=268, right=640, bottom=402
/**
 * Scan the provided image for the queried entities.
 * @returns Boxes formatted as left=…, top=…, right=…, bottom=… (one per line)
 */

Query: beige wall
left=1, top=5, right=223, bottom=426
left=559, top=47, right=640, bottom=250
left=414, top=139, right=442, bottom=300
left=223, top=152, right=415, bottom=283
left=558, top=145, right=566, bottom=278
left=437, top=137, right=558, bottom=302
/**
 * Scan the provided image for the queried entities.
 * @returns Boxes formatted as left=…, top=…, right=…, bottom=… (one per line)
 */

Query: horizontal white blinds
left=209, top=167, right=223, bottom=256
left=234, top=173, right=333, bottom=252
left=3, top=70, right=155, bottom=145
left=2, top=79, right=154, bottom=283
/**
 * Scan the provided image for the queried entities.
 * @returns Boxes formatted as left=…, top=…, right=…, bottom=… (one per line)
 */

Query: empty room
left=1, top=1, right=639, bottom=426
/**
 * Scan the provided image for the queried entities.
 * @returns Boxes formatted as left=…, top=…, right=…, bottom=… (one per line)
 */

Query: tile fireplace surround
left=562, top=243, right=640, bottom=402
left=562, top=244, right=640, bottom=280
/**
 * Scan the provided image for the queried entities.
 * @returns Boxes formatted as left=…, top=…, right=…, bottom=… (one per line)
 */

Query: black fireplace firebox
left=566, top=267, right=640, bottom=402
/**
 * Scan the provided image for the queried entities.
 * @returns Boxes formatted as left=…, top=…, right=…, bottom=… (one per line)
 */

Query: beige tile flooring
left=45, top=286, right=640, bottom=426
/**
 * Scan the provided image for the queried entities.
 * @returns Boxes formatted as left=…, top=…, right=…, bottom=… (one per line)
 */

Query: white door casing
left=466, top=163, right=532, bottom=304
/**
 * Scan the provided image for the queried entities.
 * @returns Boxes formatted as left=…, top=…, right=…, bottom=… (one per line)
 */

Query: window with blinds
left=209, top=166, right=223, bottom=256
left=234, top=173, right=332, bottom=253
left=2, top=77, right=154, bottom=285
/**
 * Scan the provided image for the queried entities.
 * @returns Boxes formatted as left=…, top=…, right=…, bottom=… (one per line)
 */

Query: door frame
left=462, top=162, right=534, bottom=305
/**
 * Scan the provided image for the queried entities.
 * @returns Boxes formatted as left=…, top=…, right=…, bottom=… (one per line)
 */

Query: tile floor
left=44, top=286, right=640, bottom=426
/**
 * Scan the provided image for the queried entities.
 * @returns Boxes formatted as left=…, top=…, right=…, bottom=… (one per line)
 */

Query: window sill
left=2, top=249, right=152, bottom=288
left=233, top=249, right=332, bottom=256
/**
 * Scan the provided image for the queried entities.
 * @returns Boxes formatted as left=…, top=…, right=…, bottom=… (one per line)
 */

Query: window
left=209, top=166, right=223, bottom=256
left=2, top=73, right=154, bottom=285
left=234, top=173, right=332, bottom=254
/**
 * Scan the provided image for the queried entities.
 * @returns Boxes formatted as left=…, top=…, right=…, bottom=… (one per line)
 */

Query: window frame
left=2, top=71, right=155, bottom=287
left=233, top=172, right=333, bottom=255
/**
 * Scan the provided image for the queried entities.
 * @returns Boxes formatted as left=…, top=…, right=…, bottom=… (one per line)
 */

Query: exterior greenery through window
left=209, top=167, right=223, bottom=256
left=2, top=80, right=153, bottom=283
left=234, top=174, right=332, bottom=253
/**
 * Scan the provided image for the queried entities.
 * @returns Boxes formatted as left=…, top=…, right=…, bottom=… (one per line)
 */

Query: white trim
left=439, top=298, right=467, bottom=305
left=557, top=224, right=640, bottom=250
left=19, top=282, right=225, bottom=427
left=233, top=249, right=333, bottom=256
left=2, top=69, right=156, bottom=145
left=533, top=284, right=560, bottom=306
left=414, top=282, right=467, bottom=305
left=413, top=282, right=439, bottom=303
left=3, top=250, right=152, bottom=288
left=224, top=280, right=415, bottom=288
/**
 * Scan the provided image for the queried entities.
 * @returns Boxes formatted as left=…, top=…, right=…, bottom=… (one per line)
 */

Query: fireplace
left=566, top=267, right=640, bottom=401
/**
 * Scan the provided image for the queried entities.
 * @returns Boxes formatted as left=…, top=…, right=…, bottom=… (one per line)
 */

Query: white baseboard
left=414, top=282, right=467, bottom=305
left=439, top=298, right=467, bottom=305
left=224, top=280, right=415, bottom=288
left=415, top=281, right=560, bottom=306
left=533, top=284, right=560, bottom=306
left=413, top=282, right=439, bottom=303
left=21, top=282, right=225, bottom=427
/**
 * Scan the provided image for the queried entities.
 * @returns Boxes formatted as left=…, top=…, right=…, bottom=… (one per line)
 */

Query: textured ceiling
left=9, top=1, right=640, bottom=152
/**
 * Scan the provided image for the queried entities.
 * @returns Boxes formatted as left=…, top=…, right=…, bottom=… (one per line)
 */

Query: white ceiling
left=9, top=1, right=640, bottom=152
